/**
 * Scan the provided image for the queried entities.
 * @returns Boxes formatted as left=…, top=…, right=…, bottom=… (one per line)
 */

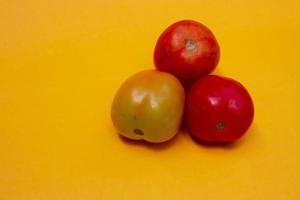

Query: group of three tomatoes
left=111, top=20, right=254, bottom=144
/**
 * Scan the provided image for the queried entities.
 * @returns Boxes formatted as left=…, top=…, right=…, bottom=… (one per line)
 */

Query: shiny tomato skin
left=154, top=20, right=220, bottom=84
left=186, top=75, right=254, bottom=142
left=111, top=70, right=185, bottom=143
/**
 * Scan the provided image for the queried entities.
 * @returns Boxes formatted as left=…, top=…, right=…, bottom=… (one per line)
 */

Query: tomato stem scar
left=133, top=129, right=144, bottom=135
left=185, top=39, right=196, bottom=50
left=216, top=122, right=225, bottom=130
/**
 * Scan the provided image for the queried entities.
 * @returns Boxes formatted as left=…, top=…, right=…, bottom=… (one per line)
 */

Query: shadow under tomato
left=118, top=132, right=180, bottom=151
left=186, top=123, right=257, bottom=150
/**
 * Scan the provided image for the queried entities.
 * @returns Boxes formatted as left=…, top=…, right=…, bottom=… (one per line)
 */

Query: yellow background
left=1, top=0, right=300, bottom=199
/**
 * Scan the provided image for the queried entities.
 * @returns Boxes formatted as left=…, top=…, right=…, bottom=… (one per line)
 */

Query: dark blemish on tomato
left=133, top=116, right=137, bottom=120
left=210, top=51, right=215, bottom=56
left=216, top=122, right=225, bottom=131
left=185, top=39, right=197, bottom=50
left=133, top=129, right=144, bottom=135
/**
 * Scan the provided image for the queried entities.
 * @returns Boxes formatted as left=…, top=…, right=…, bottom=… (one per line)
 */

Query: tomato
left=154, top=20, right=220, bottom=84
left=111, top=70, right=185, bottom=143
left=186, top=75, right=254, bottom=142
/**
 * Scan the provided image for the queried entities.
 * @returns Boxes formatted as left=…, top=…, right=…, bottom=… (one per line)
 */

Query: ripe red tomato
left=154, top=20, right=220, bottom=84
left=186, top=75, right=254, bottom=142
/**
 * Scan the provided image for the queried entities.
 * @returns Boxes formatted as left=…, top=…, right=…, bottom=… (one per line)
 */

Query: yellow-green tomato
left=111, top=70, right=185, bottom=143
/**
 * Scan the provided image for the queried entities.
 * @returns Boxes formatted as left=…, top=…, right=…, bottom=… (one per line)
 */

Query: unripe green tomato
left=111, top=70, right=185, bottom=143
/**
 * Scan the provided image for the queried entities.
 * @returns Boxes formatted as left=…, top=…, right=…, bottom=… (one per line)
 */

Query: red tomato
left=186, top=75, right=254, bottom=142
left=154, top=20, right=220, bottom=84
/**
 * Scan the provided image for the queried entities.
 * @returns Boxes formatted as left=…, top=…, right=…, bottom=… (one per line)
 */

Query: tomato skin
left=154, top=20, right=220, bottom=84
left=111, top=70, right=185, bottom=143
left=186, top=75, right=254, bottom=142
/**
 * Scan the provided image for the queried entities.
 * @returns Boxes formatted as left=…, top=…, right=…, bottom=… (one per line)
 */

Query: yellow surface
left=0, top=0, right=300, bottom=199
